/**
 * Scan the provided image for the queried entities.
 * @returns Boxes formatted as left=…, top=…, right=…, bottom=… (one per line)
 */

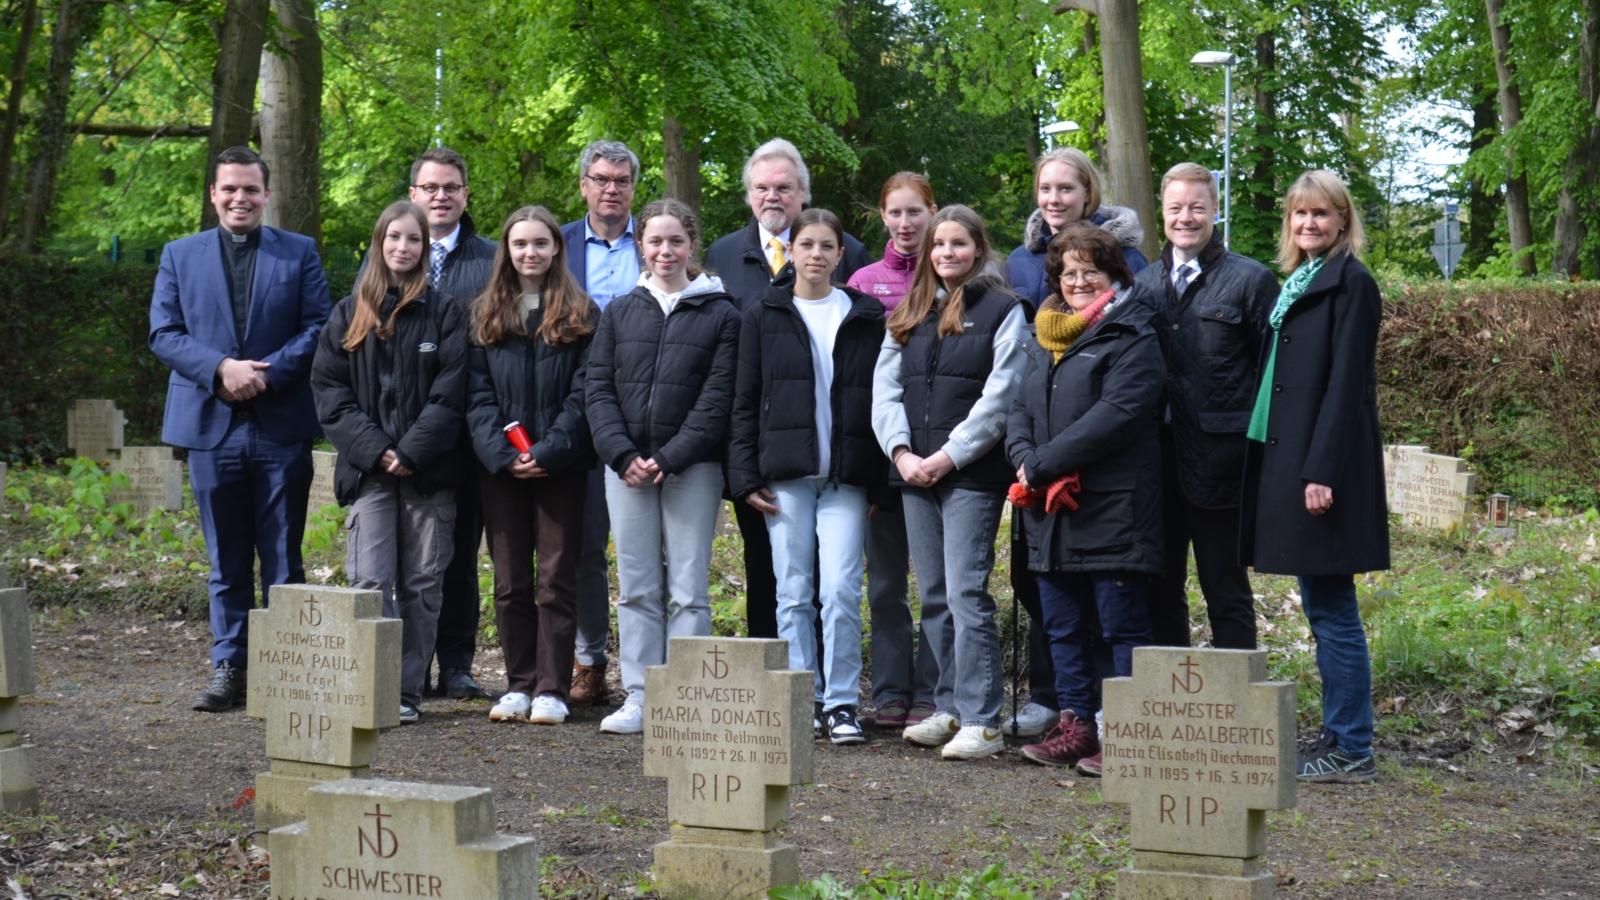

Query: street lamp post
left=1042, top=119, right=1081, bottom=148
left=1191, top=51, right=1239, bottom=248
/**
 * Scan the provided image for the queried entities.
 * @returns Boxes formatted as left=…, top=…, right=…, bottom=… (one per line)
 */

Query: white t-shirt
left=793, top=288, right=850, bottom=476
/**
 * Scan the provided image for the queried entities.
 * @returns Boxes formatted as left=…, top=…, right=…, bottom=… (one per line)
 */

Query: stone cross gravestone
left=0, top=586, right=40, bottom=811
left=246, top=584, right=401, bottom=832
left=644, top=637, right=813, bottom=899
left=66, top=399, right=126, bottom=463
left=270, top=778, right=538, bottom=898
left=1103, top=647, right=1295, bottom=899
left=1384, top=444, right=1477, bottom=531
left=309, top=449, right=340, bottom=513
left=110, top=446, right=184, bottom=513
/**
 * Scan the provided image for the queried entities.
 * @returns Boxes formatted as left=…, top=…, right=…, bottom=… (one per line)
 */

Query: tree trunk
left=1463, top=89, right=1499, bottom=274
left=1251, top=29, right=1278, bottom=225
left=258, top=0, right=321, bottom=246
left=0, top=0, right=40, bottom=242
left=662, top=114, right=701, bottom=210
left=1552, top=0, right=1600, bottom=278
left=1090, top=0, right=1158, bottom=259
left=18, top=0, right=101, bottom=251
left=202, top=0, right=269, bottom=231
left=1484, top=0, right=1536, bottom=276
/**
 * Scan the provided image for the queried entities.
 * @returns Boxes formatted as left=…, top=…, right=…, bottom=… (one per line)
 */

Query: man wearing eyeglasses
left=407, top=146, right=497, bottom=701
left=705, top=138, right=872, bottom=644
left=556, top=140, right=643, bottom=709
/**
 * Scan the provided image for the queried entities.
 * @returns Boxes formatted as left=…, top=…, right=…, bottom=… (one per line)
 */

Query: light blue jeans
left=765, top=478, right=869, bottom=711
left=901, top=483, right=1006, bottom=728
left=604, top=461, right=722, bottom=704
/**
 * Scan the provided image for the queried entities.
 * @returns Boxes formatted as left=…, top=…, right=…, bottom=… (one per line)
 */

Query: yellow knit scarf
left=1035, top=290, right=1114, bottom=363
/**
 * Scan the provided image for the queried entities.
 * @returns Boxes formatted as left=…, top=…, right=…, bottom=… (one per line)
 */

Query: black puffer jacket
left=435, top=212, right=497, bottom=307
left=466, top=300, right=599, bottom=477
left=727, top=286, right=886, bottom=499
left=311, top=288, right=467, bottom=504
left=1006, top=284, right=1165, bottom=574
left=585, top=275, right=741, bottom=475
left=1135, top=235, right=1278, bottom=509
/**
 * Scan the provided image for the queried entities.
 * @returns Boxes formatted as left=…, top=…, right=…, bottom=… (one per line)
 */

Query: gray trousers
left=345, top=472, right=456, bottom=707
left=574, top=465, right=612, bottom=666
left=901, top=483, right=1005, bottom=727
left=866, top=503, right=938, bottom=708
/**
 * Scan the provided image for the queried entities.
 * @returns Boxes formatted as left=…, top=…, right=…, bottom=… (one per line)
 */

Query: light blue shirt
left=584, top=216, right=639, bottom=309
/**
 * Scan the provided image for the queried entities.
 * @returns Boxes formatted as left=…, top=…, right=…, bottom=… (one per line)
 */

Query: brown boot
left=569, top=662, right=609, bottom=707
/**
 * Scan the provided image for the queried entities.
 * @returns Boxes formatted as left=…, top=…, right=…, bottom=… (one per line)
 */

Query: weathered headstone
left=270, top=779, right=538, bottom=898
left=1384, top=444, right=1477, bottom=531
left=1103, top=648, right=1295, bottom=899
left=0, top=586, right=40, bottom=811
left=109, top=446, right=184, bottom=513
left=245, top=584, right=400, bottom=832
left=309, top=449, right=340, bottom=513
left=644, top=637, right=813, bottom=899
left=66, top=399, right=126, bottom=463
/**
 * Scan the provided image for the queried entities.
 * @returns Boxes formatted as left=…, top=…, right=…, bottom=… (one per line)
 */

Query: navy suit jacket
left=149, top=226, right=331, bottom=450
left=560, top=218, right=589, bottom=292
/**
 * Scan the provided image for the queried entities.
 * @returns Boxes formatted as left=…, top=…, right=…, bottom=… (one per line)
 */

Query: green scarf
left=1246, top=257, right=1325, bottom=443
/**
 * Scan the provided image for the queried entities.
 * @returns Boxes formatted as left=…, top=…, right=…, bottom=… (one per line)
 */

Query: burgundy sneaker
left=1075, top=751, right=1103, bottom=777
left=1020, top=711, right=1099, bottom=767
left=905, top=700, right=937, bottom=726
left=873, top=698, right=911, bottom=729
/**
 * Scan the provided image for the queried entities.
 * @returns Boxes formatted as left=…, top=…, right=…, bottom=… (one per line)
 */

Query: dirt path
left=3, top=606, right=1597, bottom=898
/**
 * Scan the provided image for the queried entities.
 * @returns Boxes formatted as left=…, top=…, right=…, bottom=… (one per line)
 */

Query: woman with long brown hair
left=312, top=200, right=469, bottom=725
left=465, top=205, right=599, bottom=726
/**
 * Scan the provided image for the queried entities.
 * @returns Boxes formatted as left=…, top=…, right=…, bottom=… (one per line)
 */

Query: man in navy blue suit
left=149, top=146, right=331, bottom=712
left=557, top=139, right=641, bottom=709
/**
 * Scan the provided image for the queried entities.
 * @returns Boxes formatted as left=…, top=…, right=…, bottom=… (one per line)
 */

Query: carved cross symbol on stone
left=644, top=637, right=814, bottom=832
left=1102, top=647, right=1297, bottom=859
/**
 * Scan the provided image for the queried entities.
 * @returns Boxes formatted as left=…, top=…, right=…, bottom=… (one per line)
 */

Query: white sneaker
left=600, top=700, right=644, bottom=734
left=489, top=691, right=531, bottom=722
left=902, top=711, right=960, bottom=746
left=528, top=694, right=569, bottom=725
left=941, top=724, right=1005, bottom=760
left=1003, top=702, right=1057, bottom=737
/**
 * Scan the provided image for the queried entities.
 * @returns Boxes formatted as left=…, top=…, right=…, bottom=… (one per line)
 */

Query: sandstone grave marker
left=644, top=637, right=813, bottom=899
left=1384, top=444, right=1477, bottom=531
left=1103, top=647, right=1295, bottom=899
left=66, top=399, right=126, bottom=463
left=270, top=778, right=538, bottom=898
left=245, top=584, right=400, bottom=831
left=0, top=586, right=40, bottom=811
left=110, top=446, right=184, bottom=513
left=309, top=449, right=339, bottom=512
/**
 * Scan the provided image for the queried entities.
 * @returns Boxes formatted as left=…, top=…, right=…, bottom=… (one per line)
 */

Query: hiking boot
left=1075, top=751, right=1103, bottom=777
left=941, top=725, right=1005, bottom=760
left=903, top=711, right=960, bottom=747
left=600, top=699, right=644, bottom=735
left=442, top=668, right=487, bottom=700
left=826, top=707, right=867, bottom=746
left=1020, top=711, right=1099, bottom=768
left=399, top=701, right=421, bottom=725
left=905, top=700, right=937, bottom=726
left=528, top=694, right=569, bottom=725
left=569, top=662, right=609, bottom=707
left=489, top=691, right=531, bottom=722
left=873, top=698, right=911, bottom=729
left=1003, top=701, right=1057, bottom=738
left=192, top=662, right=247, bottom=712
left=1297, top=744, right=1376, bottom=783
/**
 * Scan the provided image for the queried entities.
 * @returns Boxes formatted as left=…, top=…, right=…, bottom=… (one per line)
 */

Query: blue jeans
left=1037, top=572, right=1153, bottom=720
left=866, top=503, right=938, bottom=708
left=901, top=484, right=1005, bottom=727
left=574, top=465, right=612, bottom=666
left=1299, top=574, right=1374, bottom=757
left=188, top=416, right=311, bottom=668
left=766, top=478, right=868, bottom=711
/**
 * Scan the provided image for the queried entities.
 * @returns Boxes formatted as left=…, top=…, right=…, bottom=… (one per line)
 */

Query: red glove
left=1044, top=472, right=1082, bottom=514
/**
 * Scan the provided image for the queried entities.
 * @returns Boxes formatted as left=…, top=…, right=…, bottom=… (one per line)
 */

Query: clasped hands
left=894, top=448, right=954, bottom=488
left=216, top=357, right=270, bottom=402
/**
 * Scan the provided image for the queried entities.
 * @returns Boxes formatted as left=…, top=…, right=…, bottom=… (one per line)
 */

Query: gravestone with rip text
left=1103, top=647, right=1296, bottom=898
left=66, top=399, right=126, bottom=463
left=644, top=637, right=813, bottom=899
left=0, top=586, right=40, bottom=811
left=1383, top=444, right=1477, bottom=531
left=245, top=584, right=400, bottom=833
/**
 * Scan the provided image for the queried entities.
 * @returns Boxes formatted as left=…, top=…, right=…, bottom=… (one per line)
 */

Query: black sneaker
left=825, top=707, right=867, bottom=746
left=399, top=701, right=421, bottom=725
left=1297, top=744, right=1375, bottom=783
left=442, top=669, right=487, bottom=700
left=192, top=662, right=247, bottom=712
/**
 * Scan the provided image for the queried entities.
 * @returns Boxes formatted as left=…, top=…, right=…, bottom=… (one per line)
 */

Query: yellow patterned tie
left=768, top=237, right=787, bottom=275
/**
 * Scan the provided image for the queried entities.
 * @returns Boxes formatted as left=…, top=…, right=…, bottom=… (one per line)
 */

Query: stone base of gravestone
left=270, top=779, right=538, bottom=899
left=256, top=759, right=374, bottom=832
left=653, top=824, right=800, bottom=900
left=1117, top=851, right=1274, bottom=899
left=0, top=744, right=38, bottom=812
left=0, top=587, right=38, bottom=812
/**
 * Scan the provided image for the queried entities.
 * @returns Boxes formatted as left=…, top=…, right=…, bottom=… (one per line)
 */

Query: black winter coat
left=465, top=301, right=599, bottom=478
left=706, top=219, right=873, bottom=311
left=727, top=286, right=887, bottom=500
left=1240, top=254, right=1390, bottom=576
left=1006, top=285, right=1165, bottom=574
left=1135, top=235, right=1279, bottom=508
left=311, top=288, right=467, bottom=504
left=585, top=280, right=741, bottom=475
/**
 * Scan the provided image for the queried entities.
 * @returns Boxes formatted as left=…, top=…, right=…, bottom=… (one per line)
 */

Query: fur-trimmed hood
left=1024, top=204, right=1146, bottom=254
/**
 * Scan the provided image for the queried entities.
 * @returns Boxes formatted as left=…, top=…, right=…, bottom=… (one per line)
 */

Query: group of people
left=149, top=135, right=1388, bottom=787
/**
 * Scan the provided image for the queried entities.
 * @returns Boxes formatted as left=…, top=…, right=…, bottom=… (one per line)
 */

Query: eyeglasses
left=412, top=182, right=464, bottom=197
left=750, top=183, right=797, bottom=198
left=585, top=174, right=635, bottom=190
left=1058, top=268, right=1105, bottom=285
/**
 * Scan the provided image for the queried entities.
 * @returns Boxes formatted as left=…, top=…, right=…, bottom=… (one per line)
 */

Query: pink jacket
left=845, top=241, right=917, bottom=311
